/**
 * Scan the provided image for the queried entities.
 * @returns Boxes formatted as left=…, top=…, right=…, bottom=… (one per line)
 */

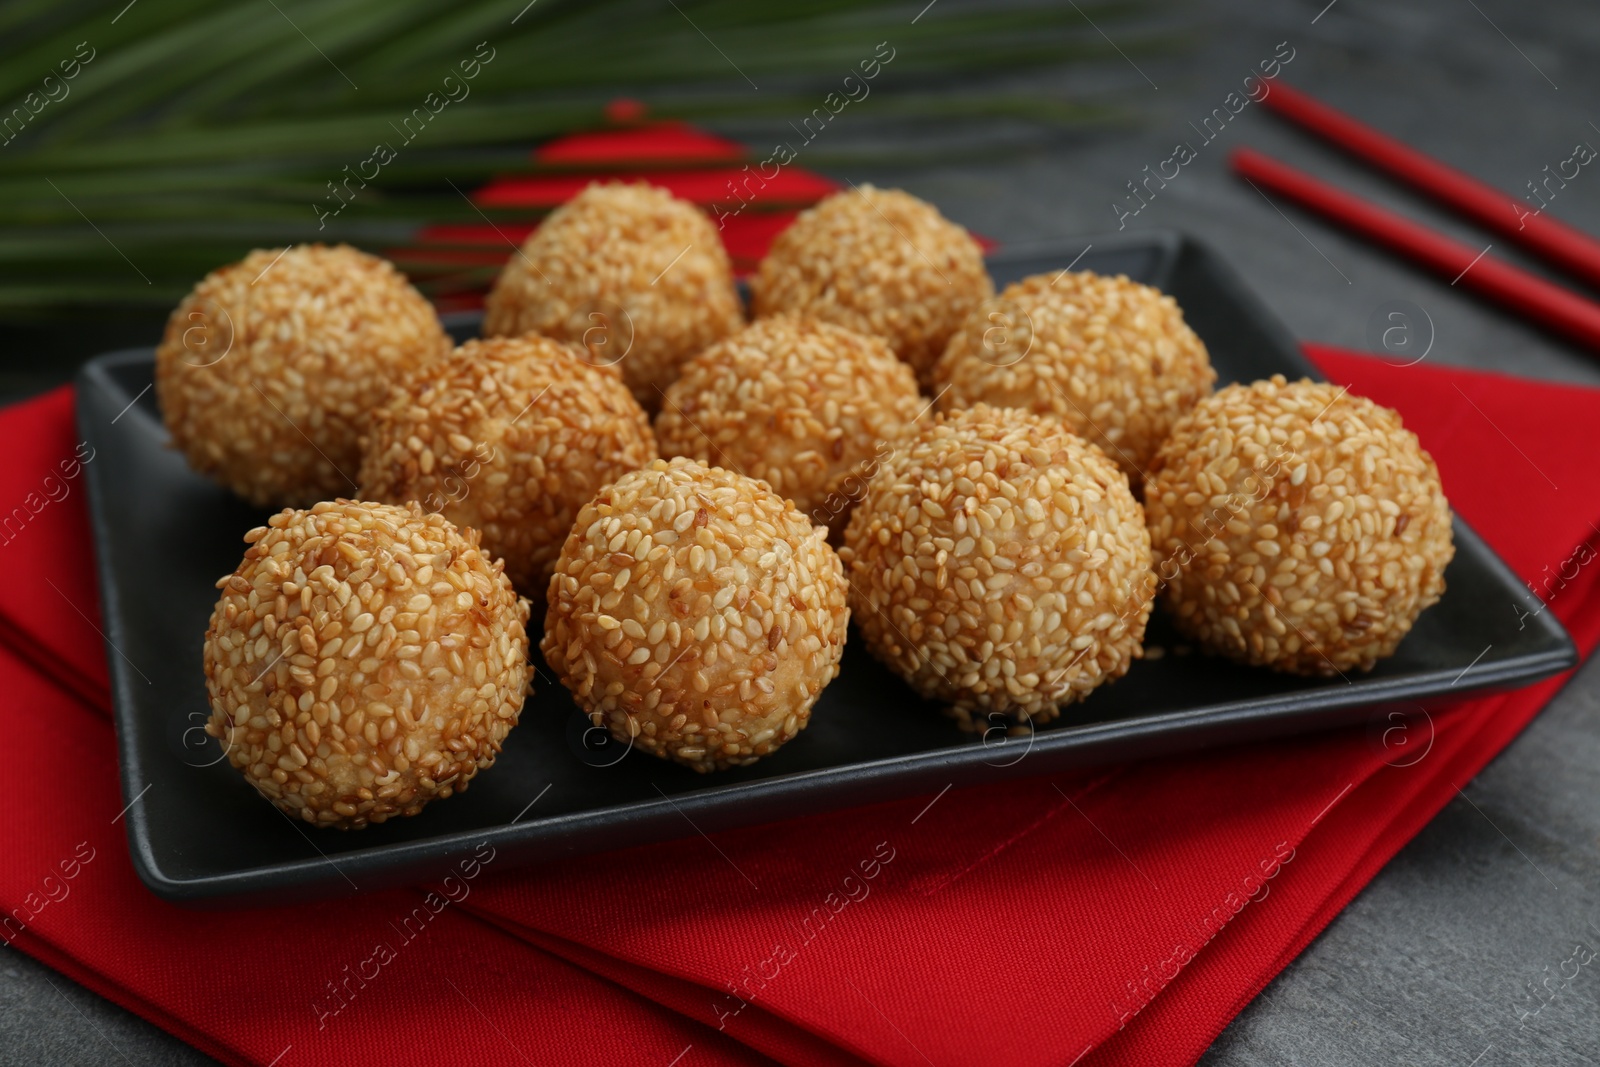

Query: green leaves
left=0, top=0, right=1162, bottom=318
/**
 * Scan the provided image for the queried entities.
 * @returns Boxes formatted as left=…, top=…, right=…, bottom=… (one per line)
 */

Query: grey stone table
left=4, top=0, right=1598, bottom=1063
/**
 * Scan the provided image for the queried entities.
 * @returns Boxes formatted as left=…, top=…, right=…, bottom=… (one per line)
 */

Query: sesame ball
left=358, top=335, right=656, bottom=600
left=751, top=185, right=993, bottom=385
left=542, top=457, right=850, bottom=772
left=483, top=182, right=744, bottom=409
left=840, top=405, right=1155, bottom=727
left=1144, top=376, right=1454, bottom=675
left=203, top=500, right=531, bottom=829
left=655, top=316, right=925, bottom=540
left=155, top=245, right=449, bottom=508
left=934, top=271, right=1215, bottom=481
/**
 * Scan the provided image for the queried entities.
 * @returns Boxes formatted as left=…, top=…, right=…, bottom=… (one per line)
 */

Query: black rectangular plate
left=76, top=231, right=1577, bottom=906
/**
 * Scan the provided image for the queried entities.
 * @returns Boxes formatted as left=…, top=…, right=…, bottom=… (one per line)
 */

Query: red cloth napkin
left=1, top=349, right=1596, bottom=1067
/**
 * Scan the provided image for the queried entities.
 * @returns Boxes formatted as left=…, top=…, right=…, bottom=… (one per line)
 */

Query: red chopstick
left=1231, top=147, right=1600, bottom=353
left=1260, top=81, right=1600, bottom=291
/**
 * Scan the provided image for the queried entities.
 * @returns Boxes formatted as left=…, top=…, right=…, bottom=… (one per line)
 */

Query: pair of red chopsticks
left=1231, top=82, right=1600, bottom=352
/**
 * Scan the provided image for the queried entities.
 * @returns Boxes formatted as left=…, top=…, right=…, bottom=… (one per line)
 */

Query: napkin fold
left=1, top=348, right=1596, bottom=1067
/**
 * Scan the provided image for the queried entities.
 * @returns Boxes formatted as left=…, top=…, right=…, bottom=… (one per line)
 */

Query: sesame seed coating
left=750, top=185, right=993, bottom=385
left=203, top=500, right=531, bottom=829
left=155, top=245, right=450, bottom=508
left=934, top=271, right=1215, bottom=481
left=655, top=316, right=925, bottom=541
left=1144, top=376, right=1454, bottom=675
left=840, top=404, right=1155, bottom=727
left=542, top=457, right=850, bottom=772
left=358, top=334, right=657, bottom=600
left=483, top=182, right=744, bottom=409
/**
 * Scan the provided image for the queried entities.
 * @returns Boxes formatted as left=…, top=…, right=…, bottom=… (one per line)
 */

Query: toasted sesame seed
left=483, top=182, right=744, bottom=408
left=155, top=244, right=449, bottom=508
left=1144, top=376, right=1454, bottom=675
left=358, top=334, right=656, bottom=601
left=934, top=270, right=1215, bottom=483
left=750, top=185, right=992, bottom=386
left=655, top=316, right=924, bottom=541
left=203, top=499, right=531, bottom=829
left=839, top=404, right=1155, bottom=727
left=542, top=457, right=849, bottom=772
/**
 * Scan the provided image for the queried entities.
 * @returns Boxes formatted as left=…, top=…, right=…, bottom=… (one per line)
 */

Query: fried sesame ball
left=840, top=404, right=1155, bottom=727
left=750, top=185, right=993, bottom=385
left=1144, top=376, right=1454, bottom=676
left=203, top=500, right=531, bottom=829
left=542, top=457, right=850, bottom=772
left=358, top=335, right=656, bottom=600
left=934, top=271, right=1215, bottom=481
left=655, top=316, right=925, bottom=540
left=155, top=245, right=449, bottom=508
left=483, top=182, right=744, bottom=409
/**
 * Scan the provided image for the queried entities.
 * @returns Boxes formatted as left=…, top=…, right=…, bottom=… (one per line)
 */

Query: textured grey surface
left=5, top=0, right=1600, bottom=1064
left=0, top=952, right=208, bottom=1067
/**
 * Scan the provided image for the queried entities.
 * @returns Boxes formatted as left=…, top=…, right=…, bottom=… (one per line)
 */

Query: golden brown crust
left=934, top=270, right=1215, bottom=481
left=483, top=182, right=744, bottom=408
left=203, top=500, right=531, bottom=829
left=655, top=316, right=925, bottom=541
left=750, top=185, right=992, bottom=385
left=1143, top=376, right=1454, bottom=675
left=840, top=404, right=1154, bottom=726
left=542, top=457, right=850, bottom=772
left=358, top=334, right=657, bottom=600
left=155, top=245, right=449, bottom=508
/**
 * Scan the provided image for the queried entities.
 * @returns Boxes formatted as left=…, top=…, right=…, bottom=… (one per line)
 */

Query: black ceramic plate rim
left=76, top=229, right=1578, bottom=904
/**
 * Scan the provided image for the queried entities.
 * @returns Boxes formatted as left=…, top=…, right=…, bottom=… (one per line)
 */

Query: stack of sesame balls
left=159, top=180, right=1454, bottom=825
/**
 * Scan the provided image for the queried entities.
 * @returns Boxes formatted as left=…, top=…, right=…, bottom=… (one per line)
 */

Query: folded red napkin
left=1, top=347, right=1596, bottom=1067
